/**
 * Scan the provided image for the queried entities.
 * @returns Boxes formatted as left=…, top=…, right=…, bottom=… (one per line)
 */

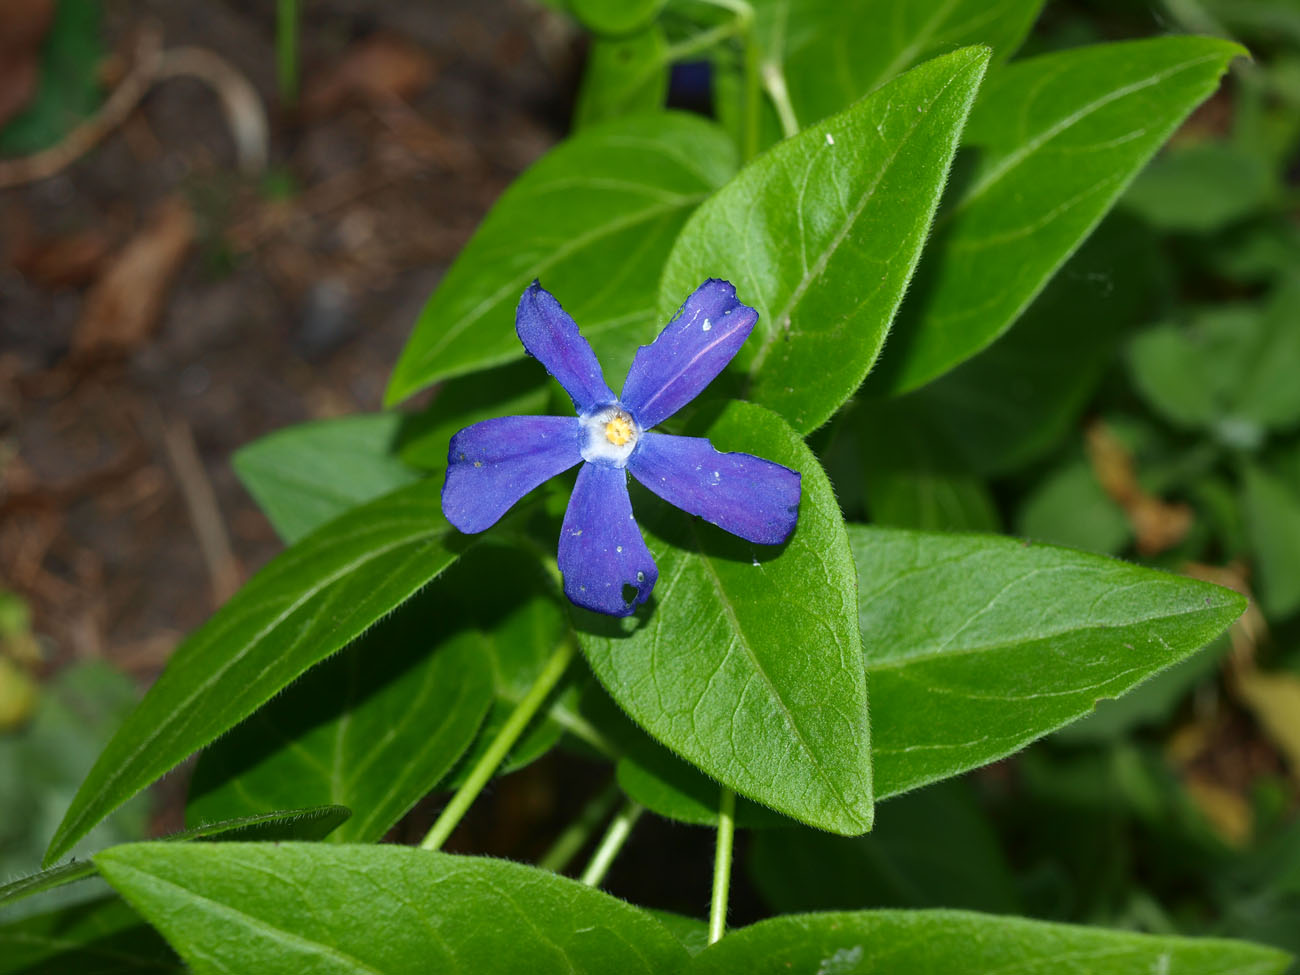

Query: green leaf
left=685, top=910, right=1292, bottom=974
left=234, top=414, right=420, bottom=544
left=186, top=548, right=564, bottom=838
left=874, top=36, right=1245, bottom=395
left=1016, top=458, right=1131, bottom=555
left=615, top=743, right=791, bottom=828
left=578, top=401, right=872, bottom=834
left=852, top=526, right=1247, bottom=799
left=386, top=112, right=736, bottom=406
left=574, top=28, right=670, bottom=128
left=570, top=0, right=667, bottom=35
left=877, top=213, right=1161, bottom=477
left=1233, top=276, right=1300, bottom=431
left=752, top=0, right=1043, bottom=143
left=45, top=481, right=469, bottom=866
left=644, top=910, right=709, bottom=958
left=750, top=780, right=1019, bottom=914
left=1242, top=463, right=1300, bottom=620
left=95, top=843, right=689, bottom=974
left=0, top=896, right=181, bottom=975
left=1123, top=142, right=1275, bottom=232
left=660, top=47, right=989, bottom=433
left=0, top=806, right=349, bottom=912
left=0, top=0, right=102, bottom=154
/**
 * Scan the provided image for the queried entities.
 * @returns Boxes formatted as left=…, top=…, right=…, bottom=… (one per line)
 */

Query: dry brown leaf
left=14, top=227, right=113, bottom=290
left=73, top=196, right=194, bottom=357
left=1085, top=420, right=1193, bottom=555
left=1183, top=774, right=1252, bottom=846
left=302, top=34, right=435, bottom=117
left=1236, top=669, right=1300, bottom=785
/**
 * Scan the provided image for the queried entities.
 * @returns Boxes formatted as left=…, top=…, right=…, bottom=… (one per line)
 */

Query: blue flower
left=443, top=279, right=801, bottom=617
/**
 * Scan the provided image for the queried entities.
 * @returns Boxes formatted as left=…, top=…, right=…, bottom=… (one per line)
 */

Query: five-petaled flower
left=442, top=279, right=801, bottom=617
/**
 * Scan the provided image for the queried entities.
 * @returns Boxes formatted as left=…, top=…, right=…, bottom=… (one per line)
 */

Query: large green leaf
left=578, top=401, right=872, bottom=834
left=685, top=910, right=1291, bottom=974
left=660, top=47, right=987, bottom=433
left=386, top=112, right=736, bottom=405
left=852, top=526, right=1247, bottom=799
left=750, top=780, right=1019, bottom=915
left=874, top=36, right=1245, bottom=395
left=234, top=414, right=420, bottom=544
left=185, top=548, right=566, bottom=839
left=753, top=0, right=1043, bottom=140
left=46, top=481, right=468, bottom=866
left=95, top=843, right=689, bottom=974
left=0, top=896, right=181, bottom=975
left=574, top=28, right=670, bottom=128
left=0, top=806, right=349, bottom=912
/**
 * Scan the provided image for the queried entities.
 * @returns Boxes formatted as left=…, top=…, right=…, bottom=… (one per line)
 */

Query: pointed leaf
left=660, top=47, right=988, bottom=433
left=686, top=910, right=1291, bottom=974
left=386, top=112, right=737, bottom=405
left=853, top=526, right=1247, bottom=799
left=46, top=481, right=468, bottom=866
left=875, top=36, right=1245, bottom=394
left=95, top=843, right=689, bottom=974
left=578, top=401, right=872, bottom=834
left=234, top=413, right=421, bottom=544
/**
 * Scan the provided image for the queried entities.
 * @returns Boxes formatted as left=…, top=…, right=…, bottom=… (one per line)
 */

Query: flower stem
left=538, top=781, right=622, bottom=873
left=761, top=60, right=800, bottom=139
left=275, top=0, right=299, bottom=107
left=579, top=799, right=644, bottom=887
left=708, top=787, right=737, bottom=944
left=419, top=639, right=575, bottom=851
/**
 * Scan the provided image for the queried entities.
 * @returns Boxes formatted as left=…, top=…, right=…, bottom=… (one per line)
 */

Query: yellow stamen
left=605, top=414, right=634, bottom=446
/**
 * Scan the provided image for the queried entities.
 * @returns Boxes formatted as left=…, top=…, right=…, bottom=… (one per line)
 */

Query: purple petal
left=559, top=463, right=657, bottom=616
left=516, top=281, right=616, bottom=413
left=628, top=433, right=800, bottom=545
left=443, top=415, right=582, bottom=533
left=620, top=279, right=758, bottom=429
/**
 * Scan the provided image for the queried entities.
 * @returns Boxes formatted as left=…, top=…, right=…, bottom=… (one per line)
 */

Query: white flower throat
left=579, top=405, right=641, bottom=467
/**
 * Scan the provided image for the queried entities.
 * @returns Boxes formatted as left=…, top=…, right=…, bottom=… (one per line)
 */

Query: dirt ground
left=1, top=0, right=575, bottom=676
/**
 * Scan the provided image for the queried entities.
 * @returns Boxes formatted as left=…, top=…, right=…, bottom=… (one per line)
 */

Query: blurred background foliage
left=1, top=0, right=1298, bottom=966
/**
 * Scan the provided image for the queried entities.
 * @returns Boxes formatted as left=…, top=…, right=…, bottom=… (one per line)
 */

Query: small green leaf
left=386, top=113, right=736, bottom=405
left=875, top=36, right=1245, bottom=394
left=750, top=780, right=1019, bottom=914
left=0, top=896, right=181, bottom=975
left=570, top=0, right=667, bottom=35
left=1016, top=458, right=1131, bottom=555
left=95, top=843, right=689, bottom=974
left=578, top=401, right=872, bottom=834
left=0, top=806, right=349, bottom=912
left=660, top=47, right=989, bottom=433
left=685, top=909, right=1292, bottom=974
left=234, top=413, right=420, bottom=544
left=853, top=526, right=1247, bottom=799
left=575, top=28, right=670, bottom=128
left=615, top=744, right=790, bottom=828
left=1242, top=463, right=1300, bottom=620
left=46, top=481, right=468, bottom=866
left=1123, top=142, right=1275, bottom=232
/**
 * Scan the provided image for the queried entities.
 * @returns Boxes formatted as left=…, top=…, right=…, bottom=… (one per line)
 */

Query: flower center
left=580, top=405, right=640, bottom=467
left=604, top=414, right=634, bottom=446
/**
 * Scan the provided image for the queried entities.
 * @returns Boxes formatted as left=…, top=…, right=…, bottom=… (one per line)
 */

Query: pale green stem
left=708, top=788, right=737, bottom=944
left=761, top=60, right=799, bottom=139
left=276, top=0, right=300, bottom=106
left=419, top=640, right=575, bottom=851
left=538, top=782, right=622, bottom=873
left=579, top=799, right=645, bottom=887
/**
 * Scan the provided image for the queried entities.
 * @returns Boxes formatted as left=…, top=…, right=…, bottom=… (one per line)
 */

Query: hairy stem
left=708, top=787, right=737, bottom=944
left=419, top=640, right=575, bottom=851
left=538, top=782, right=622, bottom=873
left=579, top=799, right=645, bottom=887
